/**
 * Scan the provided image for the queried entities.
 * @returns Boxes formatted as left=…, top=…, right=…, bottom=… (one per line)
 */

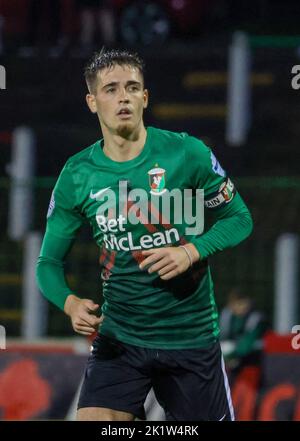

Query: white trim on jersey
left=221, top=356, right=235, bottom=421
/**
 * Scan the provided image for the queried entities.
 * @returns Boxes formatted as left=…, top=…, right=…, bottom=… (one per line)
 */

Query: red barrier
left=0, top=345, right=87, bottom=420
left=0, top=333, right=299, bottom=420
left=228, top=331, right=300, bottom=420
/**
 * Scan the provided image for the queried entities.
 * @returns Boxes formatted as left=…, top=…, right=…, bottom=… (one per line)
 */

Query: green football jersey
left=44, top=126, right=251, bottom=349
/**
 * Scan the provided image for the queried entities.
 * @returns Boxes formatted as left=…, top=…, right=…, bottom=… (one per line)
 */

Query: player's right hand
left=64, top=295, right=103, bottom=336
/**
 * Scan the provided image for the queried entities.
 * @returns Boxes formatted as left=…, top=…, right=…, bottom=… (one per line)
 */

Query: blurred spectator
left=220, top=287, right=268, bottom=373
left=75, top=0, right=116, bottom=53
left=19, top=0, right=66, bottom=57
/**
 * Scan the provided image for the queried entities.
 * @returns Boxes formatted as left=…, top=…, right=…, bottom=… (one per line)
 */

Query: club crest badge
left=148, top=167, right=166, bottom=195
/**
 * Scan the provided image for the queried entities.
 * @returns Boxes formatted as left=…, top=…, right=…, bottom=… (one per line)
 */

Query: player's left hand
left=139, top=244, right=200, bottom=280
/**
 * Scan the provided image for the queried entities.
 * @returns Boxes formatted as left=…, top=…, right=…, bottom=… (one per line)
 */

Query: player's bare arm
left=64, top=295, right=103, bottom=336
left=139, top=243, right=200, bottom=280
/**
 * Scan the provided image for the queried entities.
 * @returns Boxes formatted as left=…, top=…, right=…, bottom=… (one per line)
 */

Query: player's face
left=86, top=64, right=148, bottom=137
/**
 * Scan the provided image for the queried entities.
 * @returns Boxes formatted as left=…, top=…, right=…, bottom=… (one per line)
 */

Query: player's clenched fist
left=64, top=295, right=103, bottom=336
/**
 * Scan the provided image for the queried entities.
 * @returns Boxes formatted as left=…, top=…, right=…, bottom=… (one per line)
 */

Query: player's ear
left=143, top=89, right=149, bottom=109
left=86, top=93, right=98, bottom=114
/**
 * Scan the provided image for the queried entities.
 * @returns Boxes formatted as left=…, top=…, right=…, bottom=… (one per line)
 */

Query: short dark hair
left=84, top=48, right=145, bottom=93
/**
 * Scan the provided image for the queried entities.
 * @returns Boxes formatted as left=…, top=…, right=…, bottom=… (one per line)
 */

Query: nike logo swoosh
left=90, top=187, right=111, bottom=200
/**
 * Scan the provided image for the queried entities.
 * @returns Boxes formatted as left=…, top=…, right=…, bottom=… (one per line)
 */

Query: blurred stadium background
left=0, top=0, right=300, bottom=421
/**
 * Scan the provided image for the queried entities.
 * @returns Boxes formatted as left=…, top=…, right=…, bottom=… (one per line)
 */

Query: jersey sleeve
left=184, top=135, right=229, bottom=199
left=36, top=162, right=85, bottom=311
left=46, top=162, right=84, bottom=238
left=36, top=232, right=76, bottom=310
left=184, top=135, right=253, bottom=258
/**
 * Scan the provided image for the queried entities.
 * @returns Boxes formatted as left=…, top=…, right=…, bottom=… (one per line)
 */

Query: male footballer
left=36, top=49, right=253, bottom=421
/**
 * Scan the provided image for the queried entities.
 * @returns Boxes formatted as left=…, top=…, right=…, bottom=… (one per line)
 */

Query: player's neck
left=102, top=124, right=147, bottom=162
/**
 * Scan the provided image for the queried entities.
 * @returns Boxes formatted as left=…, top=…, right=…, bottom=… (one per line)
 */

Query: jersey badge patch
left=210, top=152, right=225, bottom=177
left=148, top=167, right=167, bottom=195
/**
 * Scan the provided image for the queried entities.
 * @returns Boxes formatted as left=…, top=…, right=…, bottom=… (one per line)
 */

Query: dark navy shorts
left=77, top=333, right=235, bottom=421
